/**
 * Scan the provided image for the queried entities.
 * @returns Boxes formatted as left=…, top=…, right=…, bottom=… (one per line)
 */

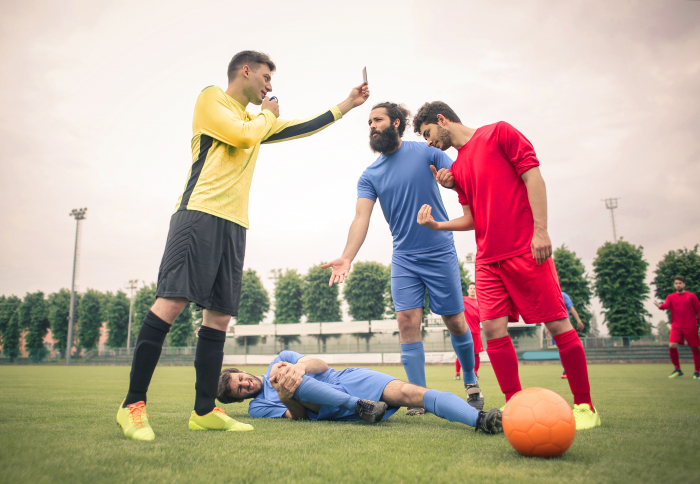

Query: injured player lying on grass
left=217, top=351, right=502, bottom=433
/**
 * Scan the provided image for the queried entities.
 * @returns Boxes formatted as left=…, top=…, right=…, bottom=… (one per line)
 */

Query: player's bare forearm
left=417, top=204, right=473, bottom=232
left=433, top=215, right=475, bottom=232
left=521, top=167, right=548, bottom=231
left=521, top=167, right=552, bottom=264
left=323, top=198, right=374, bottom=285
left=296, top=356, right=329, bottom=374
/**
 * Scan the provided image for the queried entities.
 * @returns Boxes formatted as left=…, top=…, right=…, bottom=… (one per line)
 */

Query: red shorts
left=669, top=327, right=700, bottom=347
left=475, top=252, right=568, bottom=325
left=472, top=331, right=484, bottom=353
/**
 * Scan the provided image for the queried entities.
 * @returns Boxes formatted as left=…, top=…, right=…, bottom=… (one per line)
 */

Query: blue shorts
left=391, top=244, right=464, bottom=315
left=308, top=368, right=400, bottom=421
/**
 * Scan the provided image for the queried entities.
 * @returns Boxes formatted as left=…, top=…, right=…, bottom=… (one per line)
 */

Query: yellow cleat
left=117, top=401, right=155, bottom=441
left=573, top=404, right=601, bottom=430
left=188, top=408, right=254, bottom=432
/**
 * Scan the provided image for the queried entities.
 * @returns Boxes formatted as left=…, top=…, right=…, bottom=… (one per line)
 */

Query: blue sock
left=451, top=332, right=476, bottom=385
left=401, top=341, right=427, bottom=387
left=294, top=375, right=358, bottom=412
left=423, top=389, right=479, bottom=427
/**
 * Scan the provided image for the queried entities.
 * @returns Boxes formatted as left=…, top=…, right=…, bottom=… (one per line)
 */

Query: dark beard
left=369, top=124, right=401, bottom=154
left=436, top=125, right=453, bottom=151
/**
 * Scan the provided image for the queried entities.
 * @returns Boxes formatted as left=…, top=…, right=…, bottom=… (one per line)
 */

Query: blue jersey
left=248, top=351, right=398, bottom=421
left=562, top=292, right=574, bottom=320
left=357, top=141, right=455, bottom=254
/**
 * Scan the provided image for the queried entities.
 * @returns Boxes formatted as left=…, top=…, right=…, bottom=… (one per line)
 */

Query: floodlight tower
left=66, top=208, right=87, bottom=365
left=126, top=279, right=138, bottom=350
left=602, top=198, right=620, bottom=242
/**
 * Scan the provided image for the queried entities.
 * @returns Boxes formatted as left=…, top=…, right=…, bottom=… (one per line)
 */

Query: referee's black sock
left=193, top=326, right=226, bottom=416
left=123, top=311, right=171, bottom=407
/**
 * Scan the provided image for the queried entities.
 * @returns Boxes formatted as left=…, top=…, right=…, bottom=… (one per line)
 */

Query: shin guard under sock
left=124, top=311, right=171, bottom=406
left=486, top=335, right=521, bottom=401
left=400, top=341, right=427, bottom=387
left=194, top=326, right=226, bottom=416
left=554, top=329, right=593, bottom=409
left=691, top=347, right=700, bottom=372
left=423, top=389, right=479, bottom=427
left=669, top=347, right=680, bottom=369
left=295, top=376, right=359, bottom=411
left=451, top=332, right=476, bottom=385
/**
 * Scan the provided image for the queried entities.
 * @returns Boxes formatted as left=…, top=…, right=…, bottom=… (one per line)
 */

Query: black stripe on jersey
left=179, top=134, right=213, bottom=210
left=261, top=110, right=335, bottom=143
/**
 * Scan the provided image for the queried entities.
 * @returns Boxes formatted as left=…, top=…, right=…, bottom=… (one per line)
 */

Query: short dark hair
left=371, top=102, right=411, bottom=137
left=227, top=51, right=276, bottom=82
left=468, top=282, right=476, bottom=288
left=218, top=367, right=244, bottom=404
left=674, top=275, right=686, bottom=283
left=413, top=101, right=461, bottom=135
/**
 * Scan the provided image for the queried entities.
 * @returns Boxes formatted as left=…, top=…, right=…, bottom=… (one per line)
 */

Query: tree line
left=1, top=243, right=698, bottom=360
left=0, top=283, right=197, bottom=362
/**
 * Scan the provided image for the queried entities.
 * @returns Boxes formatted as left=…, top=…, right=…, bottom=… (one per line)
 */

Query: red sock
left=474, top=353, right=481, bottom=376
left=669, top=347, right=680, bottom=369
left=486, top=335, right=521, bottom=401
left=691, top=348, right=700, bottom=372
left=554, top=329, right=594, bottom=410
left=455, top=357, right=461, bottom=375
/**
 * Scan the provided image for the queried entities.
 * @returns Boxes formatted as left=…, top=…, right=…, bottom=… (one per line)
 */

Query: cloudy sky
left=1, top=0, right=698, bottom=330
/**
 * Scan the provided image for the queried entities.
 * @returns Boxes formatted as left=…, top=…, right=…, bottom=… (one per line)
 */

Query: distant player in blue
left=216, top=351, right=503, bottom=433
left=322, top=102, right=482, bottom=415
left=545, top=292, right=586, bottom=379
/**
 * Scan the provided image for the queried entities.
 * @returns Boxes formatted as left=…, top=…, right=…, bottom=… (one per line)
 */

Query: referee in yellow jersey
left=116, top=51, right=370, bottom=440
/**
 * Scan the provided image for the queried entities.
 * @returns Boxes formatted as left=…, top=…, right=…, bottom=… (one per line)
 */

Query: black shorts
left=156, top=210, right=246, bottom=316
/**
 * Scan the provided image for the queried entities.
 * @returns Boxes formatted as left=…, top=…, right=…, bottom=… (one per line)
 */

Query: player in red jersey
left=412, top=101, right=599, bottom=430
left=654, top=275, right=700, bottom=379
left=456, top=282, right=484, bottom=380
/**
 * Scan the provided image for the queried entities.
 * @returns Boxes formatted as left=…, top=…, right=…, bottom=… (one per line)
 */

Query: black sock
left=123, top=311, right=171, bottom=407
left=194, top=326, right=226, bottom=416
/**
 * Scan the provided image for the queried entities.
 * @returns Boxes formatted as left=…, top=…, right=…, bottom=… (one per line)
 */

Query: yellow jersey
left=174, top=86, right=343, bottom=228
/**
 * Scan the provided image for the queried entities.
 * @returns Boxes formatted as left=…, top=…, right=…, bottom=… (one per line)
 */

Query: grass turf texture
left=1, top=364, right=699, bottom=484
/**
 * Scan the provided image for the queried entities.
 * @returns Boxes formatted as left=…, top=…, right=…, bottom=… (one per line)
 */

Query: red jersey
left=463, top=296, right=482, bottom=333
left=659, top=291, right=700, bottom=329
left=452, top=122, right=540, bottom=265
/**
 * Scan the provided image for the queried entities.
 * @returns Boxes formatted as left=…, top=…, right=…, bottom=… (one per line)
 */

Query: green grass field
left=1, top=363, right=699, bottom=484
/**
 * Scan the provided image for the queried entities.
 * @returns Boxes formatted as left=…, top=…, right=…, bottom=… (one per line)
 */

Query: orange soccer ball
left=502, top=387, right=576, bottom=458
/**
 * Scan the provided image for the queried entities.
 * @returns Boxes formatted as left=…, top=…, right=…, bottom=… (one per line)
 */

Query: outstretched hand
left=417, top=204, right=440, bottom=231
left=348, top=83, right=370, bottom=107
left=321, top=258, right=352, bottom=286
left=431, top=165, right=455, bottom=189
left=654, top=300, right=661, bottom=309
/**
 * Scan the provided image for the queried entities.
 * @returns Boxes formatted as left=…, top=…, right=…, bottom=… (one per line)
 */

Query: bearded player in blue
left=216, top=351, right=502, bottom=433
left=323, top=102, right=483, bottom=415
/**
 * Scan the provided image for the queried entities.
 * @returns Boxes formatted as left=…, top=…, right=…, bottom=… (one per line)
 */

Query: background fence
left=1, top=335, right=695, bottom=365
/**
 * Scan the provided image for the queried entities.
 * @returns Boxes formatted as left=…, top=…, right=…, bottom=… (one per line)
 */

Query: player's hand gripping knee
left=321, top=259, right=352, bottom=286
left=262, top=96, right=280, bottom=117
left=417, top=204, right=439, bottom=231
left=530, top=227, right=552, bottom=265
left=430, top=165, right=455, bottom=189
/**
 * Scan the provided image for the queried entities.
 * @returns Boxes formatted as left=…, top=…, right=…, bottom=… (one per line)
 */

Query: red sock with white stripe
left=554, top=329, right=594, bottom=411
left=486, top=335, right=521, bottom=401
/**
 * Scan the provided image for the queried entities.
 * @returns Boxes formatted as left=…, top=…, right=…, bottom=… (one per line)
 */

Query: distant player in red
left=456, top=282, right=484, bottom=380
left=654, top=275, right=700, bottom=379
left=413, top=101, right=600, bottom=430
